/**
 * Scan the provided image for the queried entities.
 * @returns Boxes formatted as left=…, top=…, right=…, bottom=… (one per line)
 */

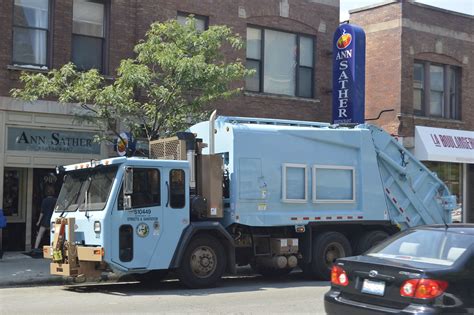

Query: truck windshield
left=55, top=165, right=118, bottom=212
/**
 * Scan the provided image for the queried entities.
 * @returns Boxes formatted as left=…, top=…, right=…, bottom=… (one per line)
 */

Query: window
left=246, top=27, right=314, bottom=98
left=55, top=166, right=118, bottom=212
left=177, top=12, right=208, bottom=32
left=170, top=169, right=186, bottom=208
left=313, top=166, right=355, bottom=203
left=413, top=61, right=461, bottom=119
left=72, top=0, right=106, bottom=72
left=3, top=168, right=27, bottom=222
left=367, top=229, right=473, bottom=267
left=129, top=168, right=161, bottom=209
left=12, top=0, right=50, bottom=67
left=282, top=164, right=307, bottom=203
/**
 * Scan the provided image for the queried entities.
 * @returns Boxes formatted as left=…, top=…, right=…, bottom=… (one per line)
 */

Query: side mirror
left=123, top=195, right=132, bottom=210
left=124, top=167, right=133, bottom=194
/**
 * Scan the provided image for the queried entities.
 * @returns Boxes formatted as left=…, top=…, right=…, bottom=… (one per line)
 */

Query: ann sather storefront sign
left=7, top=127, right=100, bottom=154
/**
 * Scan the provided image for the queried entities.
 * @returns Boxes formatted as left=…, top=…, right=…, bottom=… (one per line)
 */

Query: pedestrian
left=32, top=186, right=57, bottom=256
left=0, top=208, right=6, bottom=259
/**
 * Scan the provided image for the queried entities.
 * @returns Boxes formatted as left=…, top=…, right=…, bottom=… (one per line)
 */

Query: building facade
left=350, top=1, right=474, bottom=223
left=0, top=0, right=339, bottom=251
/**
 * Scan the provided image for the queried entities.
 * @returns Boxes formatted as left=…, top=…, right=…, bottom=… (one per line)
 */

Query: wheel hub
left=190, top=246, right=217, bottom=278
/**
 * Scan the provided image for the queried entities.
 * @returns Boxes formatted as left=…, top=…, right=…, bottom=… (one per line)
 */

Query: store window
left=177, top=12, right=208, bottom=32
left=12, top=0, right=50, bottom=67
left=424, top=162, right=463, bottom=221
left=2, top=168, right=27, bottom=222
left=413, top=61, right=461, bottom=119
left=246, top=27, right=314, bottom=98
left=72, top=0, right=106, bottom=72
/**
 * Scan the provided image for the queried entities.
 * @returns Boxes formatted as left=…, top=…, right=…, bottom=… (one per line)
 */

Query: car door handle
left=166, top=181, right=170, bottom=207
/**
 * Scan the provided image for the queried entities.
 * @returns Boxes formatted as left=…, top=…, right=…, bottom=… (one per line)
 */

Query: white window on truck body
left=282, top=163, right=307, bottom=203
left=313, top=165, right=355, bottom=203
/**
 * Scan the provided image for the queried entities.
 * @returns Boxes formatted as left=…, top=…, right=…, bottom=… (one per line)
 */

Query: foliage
left=11, top=18, right=252, bottom=154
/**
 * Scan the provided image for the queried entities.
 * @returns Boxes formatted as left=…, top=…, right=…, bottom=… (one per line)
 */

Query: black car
left=325, top=225, right=474, bottom=314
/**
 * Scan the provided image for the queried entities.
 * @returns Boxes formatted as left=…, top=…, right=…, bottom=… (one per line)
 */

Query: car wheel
left=355, top=230, right=389, bottom=254
left=178, top=235, right=226, bottom=289
left=306, top=231, right=352, bottom=280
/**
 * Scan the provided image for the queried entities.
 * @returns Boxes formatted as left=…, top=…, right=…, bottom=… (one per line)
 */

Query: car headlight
left=94, top=221, right=101, bottom=233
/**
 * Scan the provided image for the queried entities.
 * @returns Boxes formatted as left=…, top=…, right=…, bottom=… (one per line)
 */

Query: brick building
left=350, top=1, right=474, bottom=223
left=0, top=0, right=339, bottom=251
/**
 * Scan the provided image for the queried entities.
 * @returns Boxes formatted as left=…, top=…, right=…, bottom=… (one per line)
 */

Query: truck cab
left=46, top=157, right=190, bottom=279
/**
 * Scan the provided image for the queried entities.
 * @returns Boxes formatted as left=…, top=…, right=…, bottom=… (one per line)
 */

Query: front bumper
left=44, top=245, right=107, bottom=278
left=324, top=289, right=441, bottom=315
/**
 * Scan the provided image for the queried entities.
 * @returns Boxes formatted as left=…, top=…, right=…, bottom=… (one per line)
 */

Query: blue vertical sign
left=332, top=23, right=366, bottom=124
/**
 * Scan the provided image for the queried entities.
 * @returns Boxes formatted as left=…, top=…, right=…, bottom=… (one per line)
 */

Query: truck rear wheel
left=304, top=231, right=352, bottom=280
left=178, top=235, right=226, bottom=289
left=355, top=230, right=389, bottom=254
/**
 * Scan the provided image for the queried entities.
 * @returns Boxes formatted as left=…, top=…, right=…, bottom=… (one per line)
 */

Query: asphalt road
left=0, top=272, right=330, bottom=314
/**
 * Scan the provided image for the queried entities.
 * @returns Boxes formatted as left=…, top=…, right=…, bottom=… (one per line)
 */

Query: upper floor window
left=413, top=61, right=461, bottom=120
left=12, top=0, right=50, bottom=67
left=246, top=27, right=314, bottom=98
left=72, top=0, right=106, bottom=72
left=177, top=12, right=208, bottom=32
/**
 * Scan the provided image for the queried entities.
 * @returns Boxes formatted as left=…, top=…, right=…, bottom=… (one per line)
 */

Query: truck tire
left=177, top=235, right=226, bottom=289
left=305, top=231, right=352, bottom=280
left=355, top=230, right=389, bottom=254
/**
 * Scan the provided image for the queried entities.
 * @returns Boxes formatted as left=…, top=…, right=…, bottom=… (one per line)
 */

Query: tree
left=11, top=18, right=252, bottom=155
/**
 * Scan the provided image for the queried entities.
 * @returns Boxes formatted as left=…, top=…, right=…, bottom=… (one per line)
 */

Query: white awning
left=414, top=126, right=474, bottom=164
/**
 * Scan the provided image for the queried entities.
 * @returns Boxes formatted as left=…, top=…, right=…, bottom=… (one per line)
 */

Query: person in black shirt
left=33, top=186, right=57, bottom=253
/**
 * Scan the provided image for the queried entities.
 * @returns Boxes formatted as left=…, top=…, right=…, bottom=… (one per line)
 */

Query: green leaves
left=11, top=17, right=253, bottom=149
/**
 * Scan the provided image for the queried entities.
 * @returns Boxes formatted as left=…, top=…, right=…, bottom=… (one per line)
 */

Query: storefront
left=0, top=101, right=106, bottom=251
left=414, top=126, right=474, bottom=223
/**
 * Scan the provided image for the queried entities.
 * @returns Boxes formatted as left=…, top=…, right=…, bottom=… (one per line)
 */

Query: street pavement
left=0, top=252, right=331, bottom=314
left=0, top=252, right=65, bottom=287
left=0, top=272, right=330, bottom=314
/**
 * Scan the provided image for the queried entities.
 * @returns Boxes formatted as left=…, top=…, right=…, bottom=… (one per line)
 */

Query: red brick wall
left=349, top=2, right=402, bottom=135
left=0, top=0, right=339, bottom=123
left=350, top=0, right=474, bottom=137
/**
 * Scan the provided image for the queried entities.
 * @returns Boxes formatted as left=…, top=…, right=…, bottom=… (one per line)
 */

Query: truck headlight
left=94, top=221, right=101, bottom=233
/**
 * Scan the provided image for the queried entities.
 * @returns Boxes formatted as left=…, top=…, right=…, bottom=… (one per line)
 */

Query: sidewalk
left=0, top=252, right=65, bottom=287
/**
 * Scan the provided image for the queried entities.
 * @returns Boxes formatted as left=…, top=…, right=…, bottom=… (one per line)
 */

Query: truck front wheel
left=303, top=231, right=352, bottom=280
left=178, top=235, right=226, bottom=289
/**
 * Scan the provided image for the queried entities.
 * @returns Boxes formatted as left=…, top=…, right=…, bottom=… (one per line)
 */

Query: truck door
left=110, top=167, right=164, bottom=270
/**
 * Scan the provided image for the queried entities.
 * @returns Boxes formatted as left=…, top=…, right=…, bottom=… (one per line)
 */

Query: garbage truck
left=43, top=114, right=456, bottom=288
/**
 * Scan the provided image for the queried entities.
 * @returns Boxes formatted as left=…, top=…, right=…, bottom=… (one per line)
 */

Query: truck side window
left=170, top=169, right=185, bottom=209
left=118, top=168, right=161, bottom=210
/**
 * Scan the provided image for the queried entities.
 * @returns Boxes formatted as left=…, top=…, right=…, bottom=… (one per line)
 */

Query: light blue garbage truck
left=44, top=115, right=456, bottom=288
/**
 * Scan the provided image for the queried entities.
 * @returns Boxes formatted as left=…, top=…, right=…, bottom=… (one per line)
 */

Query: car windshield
left=55, top=166, right=118, bottom=212
left=367, top=229, right=473, bottom=267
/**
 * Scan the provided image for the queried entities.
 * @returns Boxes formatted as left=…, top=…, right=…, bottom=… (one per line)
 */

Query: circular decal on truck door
left=136, top=223, right=149, bottom=238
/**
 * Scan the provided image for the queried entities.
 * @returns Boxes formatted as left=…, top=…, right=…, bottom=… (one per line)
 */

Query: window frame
left=71, top=0, right=109, bottom=73
left=11, top=0, right=52, bottom=67
left=117, top=167, right=161, bottom=210
left=312, top=165, right=356, bottom=203
left=177, top=11, right=209, bottom=31
left=413, top=60, right=461, bottom=120
left=169, top=169, right=186, bottom=209
left=245, top=25, right=315, bottom=99
left=282, top=163, right=308, bottom=203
